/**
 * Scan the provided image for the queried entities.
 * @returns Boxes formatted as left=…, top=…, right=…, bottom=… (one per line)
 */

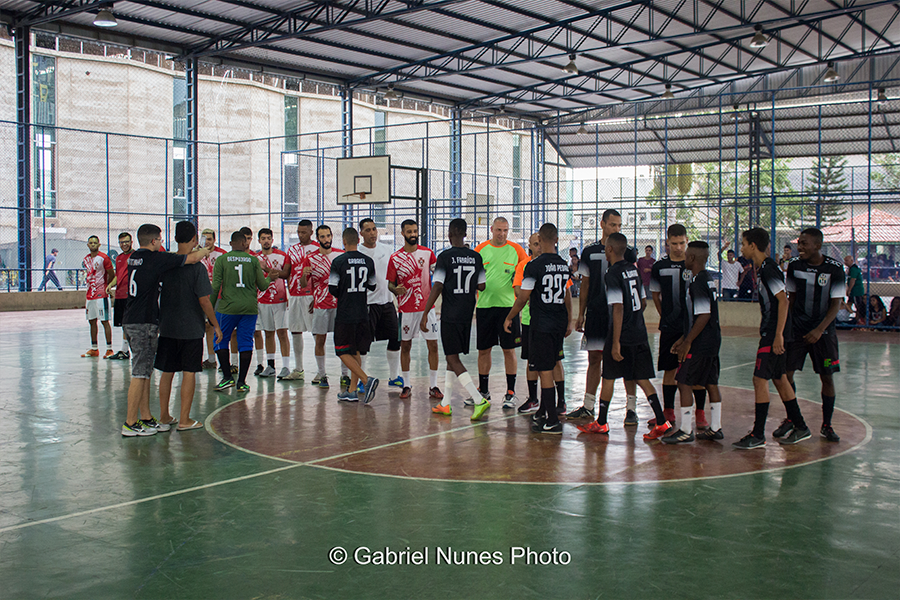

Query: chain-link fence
left=1, top=34, right=898, bottom=329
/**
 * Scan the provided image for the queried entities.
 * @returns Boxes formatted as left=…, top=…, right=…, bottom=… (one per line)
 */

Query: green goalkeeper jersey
left=211, top=251, right=271, bottom=315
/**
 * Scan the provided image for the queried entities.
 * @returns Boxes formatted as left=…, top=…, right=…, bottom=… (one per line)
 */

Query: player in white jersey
left=279, top=219, right=319, bottom=381
left=386, top=219, right=439, bottom=399
left=254, top=228, right=292, bottom=379
left=200, top=228, right=226, bottom=369
left=358, top=218, right=402, bottom=387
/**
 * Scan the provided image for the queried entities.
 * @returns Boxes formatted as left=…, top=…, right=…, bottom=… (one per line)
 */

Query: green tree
left=871, top=153, right=900, bottom=191
left=803, top=155, right=848, bottom=227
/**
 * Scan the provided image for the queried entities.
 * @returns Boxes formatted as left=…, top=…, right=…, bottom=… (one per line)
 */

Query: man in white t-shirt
left=358, top=218, right=402, bottom=387
left=720, top=246, right=742, bottom=300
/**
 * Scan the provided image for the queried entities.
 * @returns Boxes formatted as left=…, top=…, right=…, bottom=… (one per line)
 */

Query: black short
left=476, top=307, right=521, bottom=350
left=113, top=299, right=126, bottom=327
left=335, top=320, right=372, bottom=356
left=368, top=302, right=400, bottom=351
left=786, top=330, right=840, bottom=375
left=754, top=341, right=787, bottom=380
left=582, top=310, right=607, bottom=352
left=527, top=330, right=564, bottom=372
left=521, top=324, right=563, bottom=362
left=676, top=355, right=720, bottom=387
left=602, top=343, right=655, bottom=381
left=441, top=321, right=472, bottom=356
left=154, top=337, right=203, bottom=373
left=657, top=329, right=682, bottom=372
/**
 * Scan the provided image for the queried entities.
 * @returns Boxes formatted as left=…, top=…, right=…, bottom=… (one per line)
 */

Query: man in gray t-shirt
left=154, top=221, right=222, bottom=431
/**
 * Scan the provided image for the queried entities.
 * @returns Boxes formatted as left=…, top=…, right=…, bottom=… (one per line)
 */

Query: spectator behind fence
left=38, top=248, right=62, bottom=291
left=636, top=245, right=655, bottom=288
left=568, top=247, right=581, bottom=298
left=844, top=256, right=866, bottom=322
left=720, top=245, right=741, bottom=300
left=779, top=244, right=793, bottom=272
left=887, top=297, right=900, bottom=327
left=737, top=253, right=755, bottom=299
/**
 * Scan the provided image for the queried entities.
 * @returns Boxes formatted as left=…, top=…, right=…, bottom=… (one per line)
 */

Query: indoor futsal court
left=2, top=1, right=900, bottom=599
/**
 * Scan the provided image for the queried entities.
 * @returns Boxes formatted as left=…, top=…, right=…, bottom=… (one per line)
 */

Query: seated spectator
left=887, top=297, right=900, bottom=327
left=868, top=296, right=887, bottom=327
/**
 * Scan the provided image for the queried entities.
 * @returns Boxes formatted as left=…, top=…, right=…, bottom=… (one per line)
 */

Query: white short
left=256, top=302, right=287, bottom=331
left=400, top=309, right=439, bottom=342
left=288, top=295, right=314, bottom=333
left=86, top=297, right=110, bottom=322
left=312, top=308, right=336, bottom=335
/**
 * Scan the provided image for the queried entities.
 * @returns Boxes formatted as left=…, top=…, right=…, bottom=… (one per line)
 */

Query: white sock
left=122, top=338, right=130, bottom=353
left=360, top=355, right=368, bottom=369
left=257, top=351, right=264, bottom=366
left=681, top=405, right=693, bottom=434
left=91, top=343, right=98, bottom=350
left=207, top=351, right=215, bottom=361
left=402, top=371, right=411, bottom=386
left=292, top=333, right=304, bottom=371
left=316, top=355, right=325, bottom=376
left=341, top=363, right=349, bottom=377
left=583, top=393, right=596, bottom=411
left=429, top=369, right=438, bottom=389
left=282, top=356, right=290, bottom=369
left=710, top=402, right=722, bottom=431
left=457, top=372, right=483, bottom=403
left=231, top=353, right=238, bottom=366
left=626, top=394, right=637, bottom=412
left=443, top=370, right=455, bottom=406
left=387, top=350, right=400, bottom=379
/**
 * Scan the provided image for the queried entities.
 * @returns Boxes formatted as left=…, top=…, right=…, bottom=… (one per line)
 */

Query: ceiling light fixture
left=749, top=24, right=768, bottom=48
left=384, top=84, right=398, bottom=100
left=660, top=83, right=675, bottom=99
left=562, top=54, right=579, bottom=75
left=729, top=104, right=742, bottom=121
left=823, top=61, right=840, bottom=83
left=93, top=8, right=118, bottom=27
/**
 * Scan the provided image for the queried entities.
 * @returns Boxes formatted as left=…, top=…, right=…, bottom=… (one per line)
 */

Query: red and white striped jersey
left=287, top=241, right=319, bottom=297
left=386, top=245, right=436, bottom=313
left=83, top=252, right=112, bottom=300
left=257, top=249, right=289, bottom=304
left=300, top=249, right=343, bottom=309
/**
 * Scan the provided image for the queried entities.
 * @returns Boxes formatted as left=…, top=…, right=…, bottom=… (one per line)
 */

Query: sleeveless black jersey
left=521, top=253, right=570, bottom=334
left=433, top=247, right=485, bottom=323
left=785, top=255, right=846, bottom=335
left=649, top=255, right=687, bottom=333
left=684, top=270, right=721, bottom=356
left=605, top=259, right=648, bottom=347
left=328, top=251, right=376, bottom=323
left=757, top=257, right=792, bottom=342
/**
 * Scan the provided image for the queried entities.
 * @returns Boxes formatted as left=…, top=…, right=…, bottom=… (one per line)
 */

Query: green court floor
left=0, top=309, right=897, bottom=599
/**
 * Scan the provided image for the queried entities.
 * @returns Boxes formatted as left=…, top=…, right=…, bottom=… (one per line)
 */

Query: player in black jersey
left=665, top=242, right=723, bottom=444
left=734, top=227, right=811, bottom=449
left=504, top=223, right=573, bottom=434
left=650, top=224, right=709, bottom=430
left=329, top=228, right=379, bottom=404
left=567, top=210, right=641, bottom=423
left=577, top=233, right=669, bottom=439
left=419, top=219, right=486, bottom=417
left=783, top=227, right=845, bottom=442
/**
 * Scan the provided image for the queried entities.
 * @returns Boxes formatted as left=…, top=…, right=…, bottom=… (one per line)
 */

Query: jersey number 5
left=627, top=279, right=641, bottom=310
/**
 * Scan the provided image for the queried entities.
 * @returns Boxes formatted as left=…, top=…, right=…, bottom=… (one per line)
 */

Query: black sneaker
left=541, top=421, right=563, bottom=435
left=531, top=413, right=547, bottom=428
left=778, top=426, right=811, bottom=445
left=517, top=398, right=539, bottom=414
left=772, top=418, right=794, bottom=438
left=623, top=409, right=639, bottom=426
left=661, top=429, right=695, bottom=444
left=696, top=428, right=724, bottom=440
left=556, top=401, right=567, bottom=416
left=254, top=364, right=264, bottom=376
left=565, top=405, right=594, bottom=419
left=821, top=424, right=840, bottom=442
left=732, top=433, right=766, bottom=449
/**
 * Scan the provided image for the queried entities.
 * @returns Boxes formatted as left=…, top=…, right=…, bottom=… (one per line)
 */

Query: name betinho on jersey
left=226, top=256, right=253, bottom=263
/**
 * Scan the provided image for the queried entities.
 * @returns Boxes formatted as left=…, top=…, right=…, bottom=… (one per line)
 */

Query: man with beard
left=106, top=232, right=134, bottom=360
left=281, top=219, right=319, bottom=381
left=387, top=219, right=439, bottom=400
left=199, top=228, right=227, bottom=369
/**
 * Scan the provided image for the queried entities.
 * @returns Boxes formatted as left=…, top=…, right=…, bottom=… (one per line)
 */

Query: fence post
left=186, top=57, right=199, bottom=227
left=341, top=87, right=353, bottom=229
left=15, top=26, right=32, bottom=291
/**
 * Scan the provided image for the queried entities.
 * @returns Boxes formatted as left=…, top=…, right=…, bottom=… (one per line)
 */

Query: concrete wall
left=0, top=290, right=84, bottom=312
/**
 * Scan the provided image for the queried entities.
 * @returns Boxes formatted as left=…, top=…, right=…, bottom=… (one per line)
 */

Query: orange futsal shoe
left=81, top=348, right=100, bottom=357
left=102, top=349, right=114, bottom=359
left=576, top=421, right=610, bottom=434
left=643, top=422, right=673, bottom=440
left=431, top=404, right=452, bottom=416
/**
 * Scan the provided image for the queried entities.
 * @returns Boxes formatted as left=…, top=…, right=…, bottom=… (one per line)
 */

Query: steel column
left=341, top=87, right=353, bottom=229
left=15, top=26, right=32, bottom=291
left=450, top=107, right=461, bottom=218
left=185, top=57, right=198, bottom=225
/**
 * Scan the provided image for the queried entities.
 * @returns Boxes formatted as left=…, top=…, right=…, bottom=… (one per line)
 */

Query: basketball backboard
left=337, top=156, right=391, bottom=204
